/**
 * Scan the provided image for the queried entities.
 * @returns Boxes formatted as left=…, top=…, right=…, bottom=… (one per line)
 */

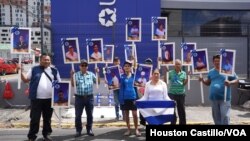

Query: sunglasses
left=81, top=64, right=88, bottom=67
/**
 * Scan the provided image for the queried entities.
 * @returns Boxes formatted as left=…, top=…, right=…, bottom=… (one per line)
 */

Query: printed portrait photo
left=134, top=64, right=152, bottom=87
left=86, top=38, right=104, bottom=64
left=103, top=45, right=114, bottom=64
left=124, top=44, right=137, bottom=64
left=181, top=43, right=197, bottom=66
left=152, top=17, right=167, bottom=41
left=11, top=27, right=31, bottom=54
left=126, top=18, right=141, bottom=42
left=104, top=65, right=121, bottom=90
left=52, top=81, right=71, bottom=108
left=191, top=48, right=209, bottom=74
left=161, top=42, right=175, bottom=65
left=62, top=38, right=80, bottom=64
left=219, top=49, right=236, bottom=76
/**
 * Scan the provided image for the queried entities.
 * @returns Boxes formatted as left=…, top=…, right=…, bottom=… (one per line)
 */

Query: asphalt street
left=0, top=127, right=146, bottom=141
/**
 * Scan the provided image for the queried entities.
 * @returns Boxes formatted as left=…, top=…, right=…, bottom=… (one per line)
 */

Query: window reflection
left=162, top=9, right=250, bottom=37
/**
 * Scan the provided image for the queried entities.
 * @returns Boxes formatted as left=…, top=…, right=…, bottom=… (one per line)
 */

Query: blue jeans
left=211, top=100, right=231, bottom=125
left=75, top=95, right=94, bottom=133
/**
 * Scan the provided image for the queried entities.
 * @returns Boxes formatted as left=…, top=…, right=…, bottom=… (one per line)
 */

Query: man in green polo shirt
left=168, top=59, right=188, bottom=125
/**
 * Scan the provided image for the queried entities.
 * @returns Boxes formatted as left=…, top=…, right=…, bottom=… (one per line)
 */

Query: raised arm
left=20, top=66, right=31, bottom=83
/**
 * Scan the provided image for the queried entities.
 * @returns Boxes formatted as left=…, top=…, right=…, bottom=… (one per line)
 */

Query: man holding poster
left=168, top=59, right=188, bottom=125
left=199, top=55, right=238, bottom=125
left=20, top=53, right=61, bottom=141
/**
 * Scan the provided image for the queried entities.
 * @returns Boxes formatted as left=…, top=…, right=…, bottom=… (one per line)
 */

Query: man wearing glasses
left=70, top=59, right=99, bottom=137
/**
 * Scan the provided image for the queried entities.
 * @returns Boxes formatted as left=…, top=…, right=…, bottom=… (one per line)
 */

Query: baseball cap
left=145, top=58, right=153, bottom=65
left=69, top=45, right=73, bottom=49
left=80, top=59, right=88, bottom=65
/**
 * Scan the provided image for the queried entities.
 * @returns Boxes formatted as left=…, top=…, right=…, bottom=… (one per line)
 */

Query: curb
left=1, top=121, right=249, bottom=128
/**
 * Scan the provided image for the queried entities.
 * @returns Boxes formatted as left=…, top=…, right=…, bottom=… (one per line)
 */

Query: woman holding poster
left=119, top=61, right=141, bottom=136
left=139, top=68, right=170, bottom=101
left=137, top=68, right=174, bottom=125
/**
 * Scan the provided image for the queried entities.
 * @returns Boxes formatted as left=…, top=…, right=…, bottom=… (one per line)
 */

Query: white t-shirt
left=130, top=28, right=139, bottom=37
left=91, top=52, right=102, bottom=60
left=66, top=51, right=78, bottom=61
left=155, top=28, right=165, bottom=36
left=139, top=80, right=170, bottom=101
left=196, top=61, right=205, bottom=68
left=137, top=77, right=147, bottom=86
left=112, top=76, right=119, bottom=87
left=27, top=66, right=61, bottom=99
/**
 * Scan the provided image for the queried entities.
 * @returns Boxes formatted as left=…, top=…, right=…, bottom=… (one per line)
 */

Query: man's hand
left=198, top=77, right=203, bottom=82
left=70, top=70, right=75, bottom=78
left=95, top=67, right=100, bottom=73
left=17, top=64, right=24, bottom=72
left=224, top=80, right=231, bottom=86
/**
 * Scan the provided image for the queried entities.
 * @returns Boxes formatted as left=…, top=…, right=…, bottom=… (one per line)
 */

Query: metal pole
left=40, top=0, right=44, bottom=54
left=247, top=24, right=250, bottom=79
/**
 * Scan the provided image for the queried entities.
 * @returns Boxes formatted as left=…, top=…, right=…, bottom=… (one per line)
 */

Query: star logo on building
left=99, top=8, right=117, bottom=27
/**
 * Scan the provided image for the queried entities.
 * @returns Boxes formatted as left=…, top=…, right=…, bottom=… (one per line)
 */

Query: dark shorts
left=121, top=99, right=137, bottom=111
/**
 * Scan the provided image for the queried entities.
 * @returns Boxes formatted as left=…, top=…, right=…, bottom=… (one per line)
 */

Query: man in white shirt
left=66, top=45, right=78, bottom=62
left=90, top=44, right=102, bottom=61
left=21, top=53, right=61, bottom=141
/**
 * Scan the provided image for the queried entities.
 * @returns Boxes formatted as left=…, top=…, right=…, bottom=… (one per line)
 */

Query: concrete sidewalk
left=0, top=106, right=250, bottom=128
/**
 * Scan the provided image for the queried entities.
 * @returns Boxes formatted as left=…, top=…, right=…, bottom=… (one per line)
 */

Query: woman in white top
left=139, top=68, right=170, bottom=101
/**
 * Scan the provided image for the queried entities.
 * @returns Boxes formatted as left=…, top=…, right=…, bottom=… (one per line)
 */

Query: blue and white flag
left=136, top=100, right=175, bottom=125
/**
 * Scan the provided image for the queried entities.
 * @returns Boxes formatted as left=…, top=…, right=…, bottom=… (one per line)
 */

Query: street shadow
left=232, top=105, right=250, bottom=111
left=238, top=112, right=250, bottom=118
left=32, top=128, right=146, bottom=141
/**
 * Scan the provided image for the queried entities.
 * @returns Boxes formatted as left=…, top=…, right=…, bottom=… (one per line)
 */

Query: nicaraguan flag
left=136, top=100, right=175, bottom=125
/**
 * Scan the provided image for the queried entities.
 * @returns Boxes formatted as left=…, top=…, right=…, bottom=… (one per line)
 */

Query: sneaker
left=43, top=135, right=52, bottom=141
left=87, top=129, right=94, bottom=136
left=75, top=132, right=81, bottom=138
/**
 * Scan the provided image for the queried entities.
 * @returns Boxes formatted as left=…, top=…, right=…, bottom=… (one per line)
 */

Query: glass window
left=161, top=9, right=250, bottom=37
left=35, top=31, right=40, bottom=36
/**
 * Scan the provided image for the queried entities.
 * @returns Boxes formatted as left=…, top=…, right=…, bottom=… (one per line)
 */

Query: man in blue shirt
left=70, top=59, right=99, bottom=137
left=199, top=55, right=238, bottom=125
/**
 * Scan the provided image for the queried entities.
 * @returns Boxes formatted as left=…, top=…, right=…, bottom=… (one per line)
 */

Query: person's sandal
left=135, top=130, right=141, bottom=136
left=124, top=130, right=131, bottom=136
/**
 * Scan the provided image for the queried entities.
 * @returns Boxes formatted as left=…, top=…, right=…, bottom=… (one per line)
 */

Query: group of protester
left=19, top=53, right=238, bottom=141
